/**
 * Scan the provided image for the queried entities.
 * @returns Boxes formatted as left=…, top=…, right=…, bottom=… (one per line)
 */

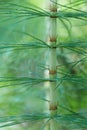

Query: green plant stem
left=48, top=0, right=58, bottom=130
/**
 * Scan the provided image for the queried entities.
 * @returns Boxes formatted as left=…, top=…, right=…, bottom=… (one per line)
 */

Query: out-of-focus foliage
left=0, top=0, right=87, bottom=130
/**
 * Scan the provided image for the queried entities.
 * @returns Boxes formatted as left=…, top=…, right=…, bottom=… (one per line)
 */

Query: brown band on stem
left=49, top=105, right=57, bottom=111
left=49, top=6, right=57, bottom=12
left=49, top=37, right=57, bottom=42
left=49, top=69, right=57, bottom=74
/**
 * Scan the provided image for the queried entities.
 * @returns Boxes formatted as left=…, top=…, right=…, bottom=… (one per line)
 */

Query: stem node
left=49, top=70, right=57, bottom=75
left=49, top=105, right=57, bottom=111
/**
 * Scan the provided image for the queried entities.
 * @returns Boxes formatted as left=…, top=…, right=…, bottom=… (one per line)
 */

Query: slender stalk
left=44, top=0, right=58, bottom=129
left=46, top=0, right=58, bottom=130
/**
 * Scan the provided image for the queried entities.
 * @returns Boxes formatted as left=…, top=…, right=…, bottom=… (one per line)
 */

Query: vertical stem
left=44, top=1, right=58, bottom=130
left=48, top=0, right=58, bottom=130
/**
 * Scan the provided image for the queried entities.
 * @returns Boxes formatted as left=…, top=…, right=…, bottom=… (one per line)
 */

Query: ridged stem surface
left=48, top=0, right=58, bottom=130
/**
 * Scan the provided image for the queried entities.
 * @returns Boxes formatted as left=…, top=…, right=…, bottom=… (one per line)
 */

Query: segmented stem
left=49, top=0, right=58, bottom=130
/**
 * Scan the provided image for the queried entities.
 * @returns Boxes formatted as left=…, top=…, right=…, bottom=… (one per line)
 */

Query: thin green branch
left=0, top=113, right=49, bottom=128
left=0, top=2, right=49, bottom=24
left=0, top=42, right=49, bottom=51
left=0, top=112, right=86, bottom=128
left=56, top=11, right=87, bottom=21
left=55, top=114, right=87, bottom=129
